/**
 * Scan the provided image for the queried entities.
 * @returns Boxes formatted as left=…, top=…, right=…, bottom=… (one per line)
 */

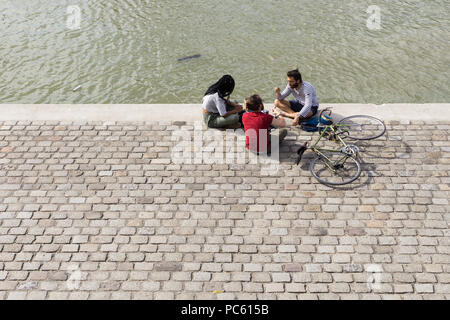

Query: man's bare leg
left=292, top=109, right=317, bottom=126
left=272, top=106, right=295, bottom=119
left=273, top=100, right=297, bottom=119
left=271, top=107, right=282, bottom=117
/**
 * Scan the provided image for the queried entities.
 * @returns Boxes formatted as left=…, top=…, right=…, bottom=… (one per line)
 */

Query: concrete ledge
left=0, top=103, right=449, bottom=122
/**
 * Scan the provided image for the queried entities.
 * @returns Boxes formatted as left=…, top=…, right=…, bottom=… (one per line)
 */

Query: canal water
left=0, top=0, right=449, bottom=104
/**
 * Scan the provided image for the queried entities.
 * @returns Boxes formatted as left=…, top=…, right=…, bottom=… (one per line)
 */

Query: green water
left=0, top=0, right=449, bottom=104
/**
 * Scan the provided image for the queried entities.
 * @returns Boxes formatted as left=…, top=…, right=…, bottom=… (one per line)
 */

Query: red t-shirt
left=242, top=112, right=274, bottom=153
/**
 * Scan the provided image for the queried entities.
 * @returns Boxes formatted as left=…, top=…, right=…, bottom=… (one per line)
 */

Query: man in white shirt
left=273, top=69, right=319, bottom=126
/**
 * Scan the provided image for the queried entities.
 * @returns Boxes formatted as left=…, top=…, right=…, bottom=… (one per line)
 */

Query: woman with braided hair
left=202, top=75, right=244, bottom=129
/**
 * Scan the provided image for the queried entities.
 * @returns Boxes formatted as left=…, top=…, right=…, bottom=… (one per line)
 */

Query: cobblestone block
left=0, top=120, right=447, bottom=300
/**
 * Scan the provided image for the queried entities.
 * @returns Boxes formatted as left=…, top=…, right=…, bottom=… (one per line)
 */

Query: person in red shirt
left=242, top=94, right=287, bottom=154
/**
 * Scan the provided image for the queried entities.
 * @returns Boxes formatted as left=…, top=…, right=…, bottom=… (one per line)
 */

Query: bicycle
left=295, top=108, right=386, bottom=185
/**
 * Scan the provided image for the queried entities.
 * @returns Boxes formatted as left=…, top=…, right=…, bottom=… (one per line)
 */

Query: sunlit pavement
left=0, top=109, right=449, bottom=300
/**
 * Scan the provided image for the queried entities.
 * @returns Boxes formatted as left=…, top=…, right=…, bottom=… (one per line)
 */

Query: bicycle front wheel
left=337, top=115, right=386, bottom=140
left=310, top=153, right=361, bottom=185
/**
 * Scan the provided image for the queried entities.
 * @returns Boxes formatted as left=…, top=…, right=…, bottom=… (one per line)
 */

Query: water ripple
left=0, top=0, right=448, bottom=104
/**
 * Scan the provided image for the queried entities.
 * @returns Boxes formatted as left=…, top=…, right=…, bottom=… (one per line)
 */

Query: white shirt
left=202, top=93, right=227, bottom=116
left=278, top=81, right=319, bottom=117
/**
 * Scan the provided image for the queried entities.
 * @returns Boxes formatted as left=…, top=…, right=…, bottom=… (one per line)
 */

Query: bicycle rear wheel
left=310, top=153, right=361, bottom=185
left=337, top=115, right=386, bottom=140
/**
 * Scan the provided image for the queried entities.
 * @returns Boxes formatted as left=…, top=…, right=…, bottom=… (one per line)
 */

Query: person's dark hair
left=245, top=94, right=263, bottom=111
left=287, top=69, right=302, bottom=82
left=204, top=75, right=235, bottom=99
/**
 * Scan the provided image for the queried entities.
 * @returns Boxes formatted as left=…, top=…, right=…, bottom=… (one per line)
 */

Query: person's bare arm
left=217, top=96, right=242, bottom=118
left=220, top=99, right=243, bottom=117
left=275, top=85, right=290, bottom=101
left=271, top=116, right=286, bottom=128
left=222, top=105, right=243, bottom=118
left=292, top=114, right=309, bottom=126
left=293, top=90, right=314, bottom=125
left=225, top=99, right=242, bottom=109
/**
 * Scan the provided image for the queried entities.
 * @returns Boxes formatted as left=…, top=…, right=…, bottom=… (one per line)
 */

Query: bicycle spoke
left=310, top=153, right=361, bottom=185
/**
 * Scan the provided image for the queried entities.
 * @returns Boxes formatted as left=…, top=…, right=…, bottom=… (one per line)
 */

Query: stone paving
left=0, top=119, right=449, bottom=300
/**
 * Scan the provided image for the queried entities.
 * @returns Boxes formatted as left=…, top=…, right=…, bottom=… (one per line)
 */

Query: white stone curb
left=0, top=104, right=449, bottom=122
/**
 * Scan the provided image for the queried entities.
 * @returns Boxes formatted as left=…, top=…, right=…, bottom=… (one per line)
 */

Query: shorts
left=289, top=100, right=319, bottom=116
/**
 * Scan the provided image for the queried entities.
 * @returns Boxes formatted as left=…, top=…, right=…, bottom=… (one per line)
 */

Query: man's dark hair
left=204, top=75, right=235, bottom=99
left=245, top=94, right=263, bottom=111
left=287, top=69, right=302, bottom=82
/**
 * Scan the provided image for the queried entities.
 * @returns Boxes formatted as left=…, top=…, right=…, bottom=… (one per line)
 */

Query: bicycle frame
left=310, top=124, right=353, bottom=174
left=296, top=111, right=383, bottom=185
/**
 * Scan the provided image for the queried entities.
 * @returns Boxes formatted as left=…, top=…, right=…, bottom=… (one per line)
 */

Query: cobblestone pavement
left=0, top=120, right=449, bottom=300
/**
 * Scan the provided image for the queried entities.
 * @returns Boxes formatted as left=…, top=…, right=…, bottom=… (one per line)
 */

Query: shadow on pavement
left=275, top=111, right=400, bottom=190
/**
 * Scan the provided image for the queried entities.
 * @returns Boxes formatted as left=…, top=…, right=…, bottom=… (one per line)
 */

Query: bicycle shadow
left=279, top=111, right=404, bottom=190
left=326, top=111, right=412, bottom=160
left=218, top=111, right=408, bottom=190
left=354, top=134, right=412, bottom=160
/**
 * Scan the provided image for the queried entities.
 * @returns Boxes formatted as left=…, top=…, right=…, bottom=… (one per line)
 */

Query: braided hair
left=204, top=75, right=235, bottom=100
